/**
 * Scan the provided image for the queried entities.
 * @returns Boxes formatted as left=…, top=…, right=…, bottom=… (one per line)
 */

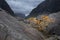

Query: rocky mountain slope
left=0, top=0, right=60, bottom=40
left=0, top=6, right=60, bottom=40
left=27, top=0, right=60, bottom=18
left=0, top=9, right=45, bottom=40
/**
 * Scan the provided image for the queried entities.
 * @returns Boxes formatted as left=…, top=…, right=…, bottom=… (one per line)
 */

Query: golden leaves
left=27, top=15, right=55, bottom=31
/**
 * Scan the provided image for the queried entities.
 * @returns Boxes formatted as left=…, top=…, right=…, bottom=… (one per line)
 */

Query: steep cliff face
left=27, top=0, right=60, bottom=18
left=0, top=0, right=15, bottom=16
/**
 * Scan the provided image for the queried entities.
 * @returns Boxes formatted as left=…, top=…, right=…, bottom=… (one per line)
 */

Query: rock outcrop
left=0, top=0, right=15, bottom=16
left=0, top=9, right=44, bottom=40
left=27, top=0, right=60, bottom=18
left=48, top=12, right=60, bottom=35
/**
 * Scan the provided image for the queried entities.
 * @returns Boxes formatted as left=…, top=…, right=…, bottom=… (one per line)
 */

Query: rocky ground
left=0, top=9, right=60, bottom=40
left=0, top=9, right=45, bottom=40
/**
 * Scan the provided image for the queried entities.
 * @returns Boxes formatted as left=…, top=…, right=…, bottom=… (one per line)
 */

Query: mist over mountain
left=15, top=13, right=25, bottom=18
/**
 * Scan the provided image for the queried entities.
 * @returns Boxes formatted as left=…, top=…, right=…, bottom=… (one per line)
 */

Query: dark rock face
left=0, top=0, right=15, bottom=16
left=27, top=0, right=60, bottom=18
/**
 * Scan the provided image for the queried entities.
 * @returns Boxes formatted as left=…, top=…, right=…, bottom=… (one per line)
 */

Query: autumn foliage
left=27, top=15, right=55, bottom=31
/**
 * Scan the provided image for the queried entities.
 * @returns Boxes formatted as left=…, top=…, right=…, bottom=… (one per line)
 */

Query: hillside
left=0, top=9, right=44, bottom=40
left=26, top=0, right=60, bottom=18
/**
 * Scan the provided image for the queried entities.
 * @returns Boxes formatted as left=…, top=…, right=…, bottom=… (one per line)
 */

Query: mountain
left=26, top=0, right=60, bottom=18
left=15, top=13, right=25, bottom=18
left=0, top=0, right=15, bottom=16
left=15, top=13, right=26, bottom=21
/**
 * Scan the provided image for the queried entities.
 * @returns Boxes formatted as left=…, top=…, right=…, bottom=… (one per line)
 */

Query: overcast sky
left=6, top=0, right=44, bottom=16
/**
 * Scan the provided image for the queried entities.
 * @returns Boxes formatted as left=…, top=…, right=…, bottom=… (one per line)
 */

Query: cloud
left=6, top=0, right=44, bottom=16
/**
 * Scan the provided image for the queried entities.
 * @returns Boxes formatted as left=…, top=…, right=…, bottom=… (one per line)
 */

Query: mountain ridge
left=26, top=0, right=60, bottom=18
left=0, top=0, right=15, bottom=16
